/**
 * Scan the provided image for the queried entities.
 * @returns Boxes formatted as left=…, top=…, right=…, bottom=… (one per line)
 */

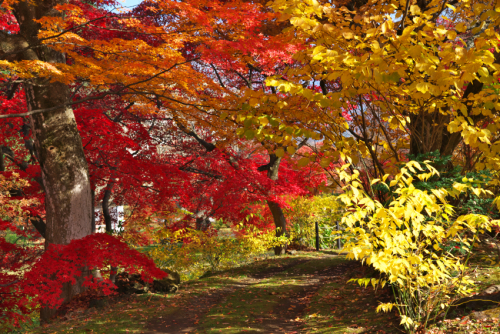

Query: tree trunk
left=102, top=181, right=117, bottom=283
left=102, top=181, right=114, bottom=233
left=30, top=81, right=93, bottom=323
left=409, top=79, right=486, bottom=159
left=0, top=147, right=4, bottom=172
left=195, top=216, right=210, bottom=231
left=90, top=189, right=105, bottom=282
left=262, top=153, right=288, bottom=255
left=91, top=188, right=96, bottom=234
left=409, top=111, right=449, bottom=156
left=268, top=200, right=287, bottom=255
left=3, top=1, right=93, bottom=323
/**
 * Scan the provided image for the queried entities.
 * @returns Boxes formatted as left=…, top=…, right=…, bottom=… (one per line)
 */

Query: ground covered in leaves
left=24, top=249, right=500, bottom=333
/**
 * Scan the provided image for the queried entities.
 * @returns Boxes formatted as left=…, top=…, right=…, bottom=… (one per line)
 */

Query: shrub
left=338, top=161, right=495, bottom=333
left=285, top=195, right=344, bottom=249
left=148, top=225, right=280, bottom=279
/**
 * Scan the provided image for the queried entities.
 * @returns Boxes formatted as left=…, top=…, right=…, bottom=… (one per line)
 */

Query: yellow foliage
left=285, top=195, right=343, bottom=247
left=0, top=173, right=38, bottom=224
left=338, top=161, right=495, bottom=332
left=233, top=0, right=500, bottom=331
left=236, top=0, right=500, bottom=184
left=147, top=225, right=279, bottom=279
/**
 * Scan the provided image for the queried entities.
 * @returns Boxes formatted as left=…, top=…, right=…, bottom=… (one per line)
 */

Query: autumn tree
left=182, top=3, right=310, bottom=253
left=234, top=0, right=500, bottom=191
left=0, top=0, right=307, bottom=322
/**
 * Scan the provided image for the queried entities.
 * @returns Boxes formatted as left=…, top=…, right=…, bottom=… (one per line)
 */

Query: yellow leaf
left=446, top=4, right=456, bottom=12
left=343, top=31, right=354, bottom=39
left=478, top=67, right=489, bottom=78
left=410, top=5, right=421, bottom=15
left=249, top=98, right=259, bottom=107
left=435, top=27, right=448, bottom=35
left=455, top=23, right=467, bottom=33
left=408, top=45, right=422, bottom=58
left=298, top=157, right=310, bottom=167
left=446, top=30, right=457, bottom=40
left=320, top=158, right=331, bottom=168
left=416, top=82, right=430, bottom=93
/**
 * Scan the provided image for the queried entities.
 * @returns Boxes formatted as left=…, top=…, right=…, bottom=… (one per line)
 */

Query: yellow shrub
left=148, top=225, right=279, bottom=279
left=338, top=162, right=495, bottom=333
left=0, top=173, right=38, bottom=223
left=285, top=195, right=344, bottom=248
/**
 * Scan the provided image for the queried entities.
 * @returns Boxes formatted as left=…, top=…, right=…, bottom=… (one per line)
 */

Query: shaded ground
left=145, top=286, right=232, bottom=333
left=248, top=262, right=356, bottom=334
left=145, top=259, right=313, bottom=333
left=29, top=252, right=401, bottom=334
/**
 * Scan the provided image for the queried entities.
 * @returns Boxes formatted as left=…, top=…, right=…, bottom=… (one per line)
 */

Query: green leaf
left=270, top=119, right=280, bottom=127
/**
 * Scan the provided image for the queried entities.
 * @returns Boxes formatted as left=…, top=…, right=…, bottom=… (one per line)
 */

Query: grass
left=18, top=246, right=500, bottom=334
left=31, top=294, right=179, bottom=334
left=23, top=252, right=352, bottom=333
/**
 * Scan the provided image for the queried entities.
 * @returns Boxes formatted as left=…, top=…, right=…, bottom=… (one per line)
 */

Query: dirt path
left=143, top=257, right=357, bottom=334
left=251, top=262, right=356, bottom=334
left=144, top=259, right=312, bottom=334
left=144, top=286, right=234, bottom=333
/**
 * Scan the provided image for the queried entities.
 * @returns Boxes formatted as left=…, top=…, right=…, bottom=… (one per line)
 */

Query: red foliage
left=0, top=0, right=324, bottom=326
left=23, top=234, right=165, bottom=306
left=1, top=233, right=165, bottom=324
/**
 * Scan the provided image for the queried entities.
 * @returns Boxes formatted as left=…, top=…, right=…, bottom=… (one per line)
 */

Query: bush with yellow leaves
left=147, top=224, right=281, bottom=279
left=285, top=195, right=344, bottom=248
left=338, top=161, right=495, bottom=333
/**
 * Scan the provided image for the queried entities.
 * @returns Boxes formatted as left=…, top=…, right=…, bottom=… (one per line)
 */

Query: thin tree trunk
left=0, top=147, right=4, bottom=172
left=102, top=181, right=114, bottom=233
left=91, top=188, right=96, bottom=234
left=90, top=189, right=104, bottom=281
left=102, top=180, right=118, bottom=283
left=262, top=153, right=288, bottom=255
